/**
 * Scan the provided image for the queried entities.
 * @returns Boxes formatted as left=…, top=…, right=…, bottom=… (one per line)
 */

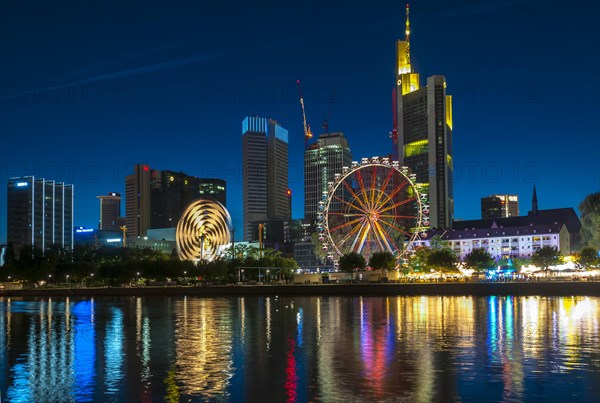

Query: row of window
left=450, top=235, right=557, bottom=245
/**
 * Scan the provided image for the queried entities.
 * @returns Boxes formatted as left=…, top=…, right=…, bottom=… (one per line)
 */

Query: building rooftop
left=430, top=223, right=565, bottom=240
left=452, top=208, right=581, bottom=234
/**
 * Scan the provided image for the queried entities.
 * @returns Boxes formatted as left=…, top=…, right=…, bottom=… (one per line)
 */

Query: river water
left=0, top=295, right=598, bottom=402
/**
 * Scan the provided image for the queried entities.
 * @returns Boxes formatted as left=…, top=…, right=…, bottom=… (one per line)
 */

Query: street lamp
left=66, top=275, right=69, bottom=286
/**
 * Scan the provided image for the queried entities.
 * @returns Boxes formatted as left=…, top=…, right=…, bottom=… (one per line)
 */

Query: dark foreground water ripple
left=0, top=295, right=598, bottom=402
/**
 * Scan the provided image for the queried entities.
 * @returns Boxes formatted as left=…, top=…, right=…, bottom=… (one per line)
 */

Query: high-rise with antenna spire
left=394, top=3, right=454, bottom=230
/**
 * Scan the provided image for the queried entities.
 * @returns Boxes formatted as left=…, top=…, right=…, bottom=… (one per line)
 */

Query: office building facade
left=481, top=194, right=519, bottom=219
left=395, top=5, right=454, bottom=229
left=74, top=227, right=122, bottom=247
left=126, top=164, right=227, bottom=236
left=267, top=121, right=290, bottom=220
left=150, top=171, right=226, bottom=229
left=198, top=178, right=226, bottom=206
left=97, top=192, right=122, bottom=230
left=242, top=116, right=290, bottom=240
left=125, top=164, right=152, bottom=237
left=304, top=132, right=352, bottom=221
left=7, top=176, right=74, bottom=252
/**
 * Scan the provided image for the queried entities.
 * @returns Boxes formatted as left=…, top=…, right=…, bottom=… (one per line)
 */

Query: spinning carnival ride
left=176, top=199, right=232, bottom=262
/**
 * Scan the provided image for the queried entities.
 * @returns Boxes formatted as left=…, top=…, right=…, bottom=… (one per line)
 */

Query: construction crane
left=296, top=80, right=313, bottom=148
left=120, top=225, right=127, bottom=248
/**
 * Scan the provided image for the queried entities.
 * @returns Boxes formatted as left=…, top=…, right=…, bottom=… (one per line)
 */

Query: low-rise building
left=412, top=223, right=570, bottom=260
left=74, top=227, right=123, bottom=247
left=452, top=187, right=581, bottom=254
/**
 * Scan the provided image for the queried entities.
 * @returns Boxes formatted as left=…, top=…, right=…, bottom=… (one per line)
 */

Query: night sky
left=1, top=0, right=598, bottom=242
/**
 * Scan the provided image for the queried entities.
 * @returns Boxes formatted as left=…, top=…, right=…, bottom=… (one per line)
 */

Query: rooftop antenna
left=405, top=3, right=411, bottom=68
left=322, top=86, right=336, bottom=135
left=405, top=3, right=411, bottom=42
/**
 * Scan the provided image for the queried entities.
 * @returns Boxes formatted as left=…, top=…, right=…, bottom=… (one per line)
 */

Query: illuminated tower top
left=396, top=4, right=412, bottom=75
left=396, top=3, right=419, bottom=95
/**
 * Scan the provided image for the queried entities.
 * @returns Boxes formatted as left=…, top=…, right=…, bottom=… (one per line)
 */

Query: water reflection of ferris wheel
left=317, top=158, right=428, bottom=262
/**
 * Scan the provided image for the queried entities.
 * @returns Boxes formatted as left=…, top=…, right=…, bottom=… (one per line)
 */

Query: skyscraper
left=304, top=132, right=352, bottom=221
left=267, top=120, right=290, bottom=220
left=150, top=171, right=226, bottom=229
left=481, top=194, right=519, bottom=219
left=198, top=178, right=226, bottom=206
left=7, top=176, right=74, bottom=252
left=125, top=164, right=227, bottom=236
left=242, top=116, right=290, bottom=240
left=97, top=192, right=122, bottom=230
left=394, top=4, right=454, bottom=229
left=125, top=164, right=151, bottom=237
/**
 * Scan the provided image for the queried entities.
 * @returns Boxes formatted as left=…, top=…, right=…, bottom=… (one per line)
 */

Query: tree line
left=1, top=243, right=298, bottom=286
left=335, top=239, right=599, bottom=275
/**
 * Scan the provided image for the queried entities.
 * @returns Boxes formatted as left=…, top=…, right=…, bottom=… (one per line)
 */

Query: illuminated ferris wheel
left=317, top=157, right=428, bottom=262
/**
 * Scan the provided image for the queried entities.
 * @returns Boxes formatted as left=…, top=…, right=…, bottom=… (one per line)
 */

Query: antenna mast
left=405, top=3, right=411, bottom=68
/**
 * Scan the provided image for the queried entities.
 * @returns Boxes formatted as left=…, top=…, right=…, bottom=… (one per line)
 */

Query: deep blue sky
left=1, top=0, right=599, bottom=242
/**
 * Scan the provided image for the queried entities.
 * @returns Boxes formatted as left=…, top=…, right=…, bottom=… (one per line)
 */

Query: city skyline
left=1, top=0, right=599, bottom=242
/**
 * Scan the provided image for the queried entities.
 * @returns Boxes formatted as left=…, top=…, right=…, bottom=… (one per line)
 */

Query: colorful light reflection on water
left=0, top=296, right=598, bottom=402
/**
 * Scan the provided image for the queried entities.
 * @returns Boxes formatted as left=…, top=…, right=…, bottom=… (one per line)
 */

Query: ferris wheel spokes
left=371, top=219, right=389, bottom=251
left=377, top=218, right=413, bottom=238
left=328, top=217, right=364, bottom=233
left=376, top=178, right=410, bottom=207
left=337, top=219, right=367, bottom=248
left=378, top=214, right=417, bottom=219
left=374, top=165, right=396, bottom=205
left=341, top=180, right=370, bottom=212
left=331, top=194, right=368, bottom=215
left=352, top=220, right=370, bottom=253
left=354, top=168, right=369, bottom=207
left=327, top=211, right=365, bottom=217
left=369, top=164, right=379, bottom=208
left=379, top=196, right=417, bottom=215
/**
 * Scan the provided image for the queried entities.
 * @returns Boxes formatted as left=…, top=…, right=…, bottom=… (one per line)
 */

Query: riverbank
left=1, top=281, right=598, bottom=297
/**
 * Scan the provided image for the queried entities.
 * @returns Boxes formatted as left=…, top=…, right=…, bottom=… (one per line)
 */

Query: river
left=1, top=295, right=598, bottom=402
